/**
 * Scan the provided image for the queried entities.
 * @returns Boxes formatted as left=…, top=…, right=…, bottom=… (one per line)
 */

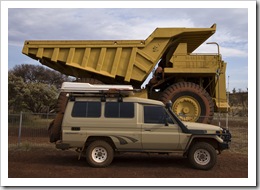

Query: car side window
left=72, top=101, right=101, bottom=118
left=144, top=105, right=174, bottom=124
left=105, top=102, right=134, bottom=118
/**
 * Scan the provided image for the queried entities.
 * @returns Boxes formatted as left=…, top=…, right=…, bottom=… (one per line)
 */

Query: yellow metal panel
left=81, top=48, right=91, bottom=68
left=101, top=48, right=116, bottom=75
left=51, top=48, right=59, bottom=62
left=96, top=48, right=106, bottom=72
left=110, top=47, right=122, bottom=76
left=66, top=48, right=75, bottom=64
left=88, top=48, right=100, bottom=70
left=164, top=68, right=217, bottom=74
left=22, top=46, right=28, bottom=55
left=136, top=49, right=154, bottom=64
left=125, top=48, right=137, bottom=82
left=36, top=48, right=44, bottom=58
left=134, top=60, right=149, bottom=73
left=117, top=48, right=131, bottom=77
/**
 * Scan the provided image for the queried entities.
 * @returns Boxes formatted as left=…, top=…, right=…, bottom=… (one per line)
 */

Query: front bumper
left=219, top=129, right=232, bottom=150
left=221, top=129, right=232, bottom=142
left=219, top=142, right=230, bottom=150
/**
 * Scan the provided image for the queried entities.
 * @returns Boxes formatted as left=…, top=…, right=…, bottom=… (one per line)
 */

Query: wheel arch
left=184, top=136, right=219, bottom=156
left=85, top=136, right=116, bottom=150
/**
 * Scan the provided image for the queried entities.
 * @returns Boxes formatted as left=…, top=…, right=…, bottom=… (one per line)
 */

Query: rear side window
left=105, top=102, right=134, bottom=118
left=72, top=101, right=101, bottom=118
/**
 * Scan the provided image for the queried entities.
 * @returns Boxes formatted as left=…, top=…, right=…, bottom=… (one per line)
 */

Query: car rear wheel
left=86, top=140, right=114, bottom=167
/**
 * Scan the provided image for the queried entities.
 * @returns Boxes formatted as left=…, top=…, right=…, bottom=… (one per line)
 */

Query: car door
left=141, top=105, right=180, bottom=151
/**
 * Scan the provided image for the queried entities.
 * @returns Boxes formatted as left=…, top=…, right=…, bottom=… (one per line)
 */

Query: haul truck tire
left=160, top=82, right=214, bottom=123
left=188, top=142, right=217, bottom=170
left=86, top=140, right=114, bottom=168
left=48, top=78, right=103, bottom=143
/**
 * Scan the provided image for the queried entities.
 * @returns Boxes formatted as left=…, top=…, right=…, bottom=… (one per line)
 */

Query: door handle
left=144, top=129, right=151, bottom=132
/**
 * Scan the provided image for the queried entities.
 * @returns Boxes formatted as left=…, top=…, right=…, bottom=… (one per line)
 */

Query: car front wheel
left=188, top=142, right=217, bottom=170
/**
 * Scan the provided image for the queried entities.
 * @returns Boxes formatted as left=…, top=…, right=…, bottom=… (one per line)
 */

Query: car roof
left=123, top=97, right=164, bottom=106
left=74, top=96, right=165, bottom=106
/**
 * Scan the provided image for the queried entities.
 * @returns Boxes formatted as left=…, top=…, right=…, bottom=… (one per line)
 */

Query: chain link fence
left=8, top=112, right=56, bottom=147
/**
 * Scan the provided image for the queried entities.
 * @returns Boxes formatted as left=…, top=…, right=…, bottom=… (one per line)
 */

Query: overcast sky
left=6, top=2, right=252, bottom=92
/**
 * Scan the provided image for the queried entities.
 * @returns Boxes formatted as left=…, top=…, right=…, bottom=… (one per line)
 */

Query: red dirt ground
left=8, top=146, right=247, bottom=178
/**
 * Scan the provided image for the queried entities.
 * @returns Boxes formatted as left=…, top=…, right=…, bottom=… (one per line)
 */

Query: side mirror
left=166, top=101, right=172, bottom=109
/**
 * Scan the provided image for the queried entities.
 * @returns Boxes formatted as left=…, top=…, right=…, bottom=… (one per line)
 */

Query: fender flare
left=184, top=135, right=223, bottom=153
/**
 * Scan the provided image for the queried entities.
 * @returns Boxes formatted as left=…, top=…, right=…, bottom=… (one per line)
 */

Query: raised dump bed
left=22, top=24, right=216, bottom=86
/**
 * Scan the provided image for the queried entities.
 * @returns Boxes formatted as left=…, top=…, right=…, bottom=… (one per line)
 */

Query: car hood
left=182, top=122, right=223, bottom=134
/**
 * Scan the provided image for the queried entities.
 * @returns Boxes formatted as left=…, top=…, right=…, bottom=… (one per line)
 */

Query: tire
left=160, top=82, right=214, bottom=123
left=86, top=141, right=114, bottom=168
left=55, top=92, right=69, bottom=113
left=188, top=142, right=217, bottom=170
left=48, top=113, right=64, bottom=142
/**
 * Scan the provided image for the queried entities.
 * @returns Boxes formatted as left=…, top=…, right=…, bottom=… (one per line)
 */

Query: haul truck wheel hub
left=173, top=97, right=201, bottom=122
left=182, top=107, right=190, bottom=114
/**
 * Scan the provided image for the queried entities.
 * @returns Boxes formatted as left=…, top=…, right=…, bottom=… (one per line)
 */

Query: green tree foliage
left=23, top=83, right=58, bottom=113
left=9, top=64, right=72, bottom=88
left=8, top=64, right=71, bottom=113
left=8, top=74, right=26, bottom=111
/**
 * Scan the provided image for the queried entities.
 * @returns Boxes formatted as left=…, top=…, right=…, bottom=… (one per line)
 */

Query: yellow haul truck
left=22, top=24, right=228, bottom=127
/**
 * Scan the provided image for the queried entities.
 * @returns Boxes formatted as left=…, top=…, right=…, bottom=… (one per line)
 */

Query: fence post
left=46, top=106, right=49, bottom=128
left=18, top=111, right=23, bottom=146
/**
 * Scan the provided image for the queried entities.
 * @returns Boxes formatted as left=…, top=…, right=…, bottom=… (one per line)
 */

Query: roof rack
left=61, top=82, right=136, bottom=96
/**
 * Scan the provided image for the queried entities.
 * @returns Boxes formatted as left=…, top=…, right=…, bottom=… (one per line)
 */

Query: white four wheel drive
left=48, top=82, right=231, bottom=170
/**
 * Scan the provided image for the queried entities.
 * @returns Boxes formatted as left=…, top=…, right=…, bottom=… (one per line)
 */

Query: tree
left=8, top=74, right=26, bottom=112
left=8, top=64, right=70, bottom=113
left=9, top=64, right=73, bottom=88
left=23, top=83, right=58, bottom=113
left=8, top=73, right=59, bottom=113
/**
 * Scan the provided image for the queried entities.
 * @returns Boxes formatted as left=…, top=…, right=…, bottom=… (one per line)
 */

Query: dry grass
left=212, top=117, right=248, bottom=154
